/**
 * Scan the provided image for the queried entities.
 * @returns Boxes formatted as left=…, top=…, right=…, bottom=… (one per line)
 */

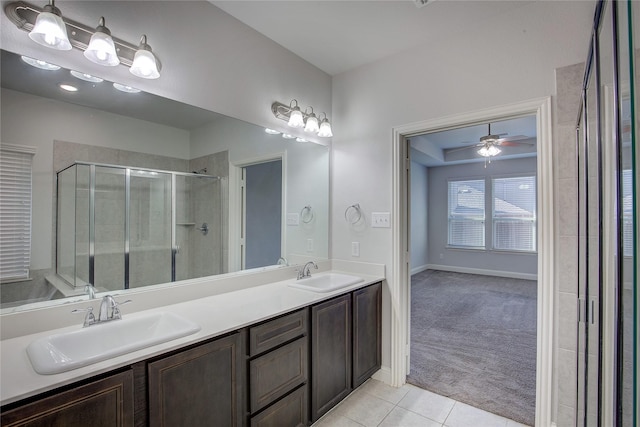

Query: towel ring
left=344, top=203, right=362, bottom=224
left=301, top=205, right=314, bottom=223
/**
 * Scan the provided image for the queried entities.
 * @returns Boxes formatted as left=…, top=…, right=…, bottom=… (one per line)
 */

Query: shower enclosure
left=56, top=162, right=223, bottom=293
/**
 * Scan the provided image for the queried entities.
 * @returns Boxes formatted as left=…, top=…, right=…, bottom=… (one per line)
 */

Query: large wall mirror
left=0, top=48, right=329, bottom=313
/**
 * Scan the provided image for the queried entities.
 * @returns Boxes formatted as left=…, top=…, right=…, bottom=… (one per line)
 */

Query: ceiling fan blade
left=446, top=144, right=482, bottom=154
left=499, top=140, right=535, bottom=147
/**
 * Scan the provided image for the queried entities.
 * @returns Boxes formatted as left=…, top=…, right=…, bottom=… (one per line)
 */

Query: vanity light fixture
left=6, top=1, right=162, bottom=78
left=84, top=17, right=119, bottom=66
left=70, top=70, right=104, bottom=83
left=296, top=137, right=308, bottom=143
left=27, top=0, right=71, bottom=51
left=282, top=133, right=296, bottom=139
left=265, top=128, right=281, bottom=135
left=21, top=55, right=60, bottom=70
left=113, top=82, right=140, bottom=93
left=272, top=100, right=333, bottom=138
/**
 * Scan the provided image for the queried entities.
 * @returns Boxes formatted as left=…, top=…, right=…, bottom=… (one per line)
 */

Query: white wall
left=331, top=0, right=594, bottom=391
left=426, top=157, right=537, bottom=277
left=0, top=1, right=332, bottom=137
left=410, top=161, right=428, bottom=274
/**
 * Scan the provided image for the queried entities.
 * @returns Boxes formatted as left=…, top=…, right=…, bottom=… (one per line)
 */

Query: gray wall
left=427, top=157, right=538, bottom=278
left=410, top=161, right=429, bottom=273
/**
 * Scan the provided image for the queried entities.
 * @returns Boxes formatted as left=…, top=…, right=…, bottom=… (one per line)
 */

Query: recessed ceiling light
left=70, top=70, right=104, bottom=83
left=21, top=55, right=60, bottom=71
left=265, top=128, right=281, bottom=135
left=113, top=83, right=141, bottom=93
left=59, top=83, right=78, bottom=92
left=282, top=134, right=296, bottom=139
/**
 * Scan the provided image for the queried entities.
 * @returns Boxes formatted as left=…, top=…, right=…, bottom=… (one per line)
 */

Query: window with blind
left=447, top=179, right=485, bottom=248
left=492, top=176, right=537, bottom=252
left=0, top=145, right=36, bottom=282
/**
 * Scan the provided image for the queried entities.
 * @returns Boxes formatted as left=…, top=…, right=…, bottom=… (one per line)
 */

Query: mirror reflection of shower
left=56, top=162, right=223, bottom=295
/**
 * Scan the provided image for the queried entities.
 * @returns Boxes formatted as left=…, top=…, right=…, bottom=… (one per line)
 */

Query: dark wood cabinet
left=1, top=370, right=134, bottom=427
left=352, top=282, right=382, bottom=388
left=147, top=332, right=243, bottom=427
left=310, top=293, right=352, bottom=422
left=250, top=386, right=307, bottom=427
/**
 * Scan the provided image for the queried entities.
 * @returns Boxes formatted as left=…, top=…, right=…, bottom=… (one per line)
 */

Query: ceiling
left=211, top=0, right=536, bottom=76
left=410, top=115, right=537, bottom=167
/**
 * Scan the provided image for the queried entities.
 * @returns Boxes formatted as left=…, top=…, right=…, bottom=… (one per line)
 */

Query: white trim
left=424, top=264, right=537, bottom=281
left=371, top=366, right=391, bottom=384
left=410, top=264, right=430, bottom=275
left=392, top=97, right=554, bottom=427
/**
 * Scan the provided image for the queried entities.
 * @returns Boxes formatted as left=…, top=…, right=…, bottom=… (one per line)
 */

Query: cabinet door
left=148, top=332, right=243, bottom=427
left=310, top=293, right=352, bottom=422
left=250, top=386, right=308, bottom=427
left=1, top=370, right=134, bottom=427
left=353, top=282, right=382, bottom=388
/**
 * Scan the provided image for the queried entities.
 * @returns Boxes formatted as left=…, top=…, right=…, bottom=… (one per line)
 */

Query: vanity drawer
left=249, top=337, right=308, bottom=413
left=250, top=385, right=308, bottom=427
left=249, top=309, right=307, bottom=356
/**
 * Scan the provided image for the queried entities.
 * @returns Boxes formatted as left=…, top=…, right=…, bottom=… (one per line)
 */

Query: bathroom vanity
left=0, top=273, right=382, bottom=427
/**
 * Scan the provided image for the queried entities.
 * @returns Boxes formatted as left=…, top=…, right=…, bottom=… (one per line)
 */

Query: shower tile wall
left=553, top=61, right=583, bottom=427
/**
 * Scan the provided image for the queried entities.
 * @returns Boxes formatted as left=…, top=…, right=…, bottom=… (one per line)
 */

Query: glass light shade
left=113, top=83, right=140, bottom=93
left=304, top=114, right=319, bottom=133
left=318, top=119, right=333, bottom=138
left=478, top=144, right=501, bottom=157
left=282, top=134, right=296, bottom=139
left=70, top=70, right=103, bottom=82
left=130, top=49, right=160, bottom=79
left=265, top=128, right=281, bottom=135
left=84, top=22, right=120, bottom=66
left=288, top=107, right=305, bottom=128
left=29, top=10, right=71, bottom=50
left=21, top=56, right=61, bottom=71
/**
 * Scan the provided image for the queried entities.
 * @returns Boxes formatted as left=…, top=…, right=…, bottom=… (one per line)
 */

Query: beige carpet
left=408, top=269, right=537, bottom=426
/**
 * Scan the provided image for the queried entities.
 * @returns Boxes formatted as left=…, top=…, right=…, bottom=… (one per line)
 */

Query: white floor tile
left=379, top=406, right=443, bottom=427
left=397, top=385, right=456, bottom=424
left=359, top=379, right=411, bottom=405
left=444, top=402, right=509, bottom=427
left=506, top=419, right=531, bottom=427
left=334, top=389, right=396, bottom=427
left=312, top=410, right=366, bottom=427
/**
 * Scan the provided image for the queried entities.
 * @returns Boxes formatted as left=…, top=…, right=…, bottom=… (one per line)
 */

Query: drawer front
left=250, top=386, right=308, bottom=427
left=250, top=337, right=308, bottom=413
left=249, top=309, right=308, bottom=356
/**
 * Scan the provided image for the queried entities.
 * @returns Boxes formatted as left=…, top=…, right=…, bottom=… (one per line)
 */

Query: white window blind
left=0, top=145, right=36, bottom=282
left=448, top=179, right=485, bottom=248
left=492, top=176, right=536, bottom=252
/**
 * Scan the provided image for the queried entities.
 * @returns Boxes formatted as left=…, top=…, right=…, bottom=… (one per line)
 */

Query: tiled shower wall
left=553, top=62, right=584, bottom=427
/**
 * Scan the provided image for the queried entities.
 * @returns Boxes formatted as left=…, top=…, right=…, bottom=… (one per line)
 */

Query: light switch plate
left=307, top=239, right=314, bottom=252
left=287, top=213, right=299, bottom=226
left=371, top=212, right=391, bottom=228
left=351, top=242, right=360, bottom=257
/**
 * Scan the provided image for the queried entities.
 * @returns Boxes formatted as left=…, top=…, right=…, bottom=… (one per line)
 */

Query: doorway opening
left=407, top=115, right=538, bottom=425
left=391, top=97, right=554, bottom=427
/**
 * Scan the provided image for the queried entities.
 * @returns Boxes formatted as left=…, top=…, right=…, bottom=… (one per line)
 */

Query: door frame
left=229, top=152, right=287, bottom=272
left=391, top=97, right=554, bottom=427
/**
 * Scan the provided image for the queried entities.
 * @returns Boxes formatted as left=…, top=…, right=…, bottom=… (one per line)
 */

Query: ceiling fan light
left=478, top=145, right=501, bottom=157
left=28, top=4, right=71, bottom=51
left=84, top=17, right=120, bottom=66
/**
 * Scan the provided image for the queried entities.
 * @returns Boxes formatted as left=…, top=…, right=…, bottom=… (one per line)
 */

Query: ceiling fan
left=448, top=123, right=534, bottom=159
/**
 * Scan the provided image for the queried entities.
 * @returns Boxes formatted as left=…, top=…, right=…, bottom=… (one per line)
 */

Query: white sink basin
left=288, top=273, right=364, bottom=293
left=27, top=311, right=201, bottom=375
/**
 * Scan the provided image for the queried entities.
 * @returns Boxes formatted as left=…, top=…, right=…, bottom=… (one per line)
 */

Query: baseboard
left=425, top=264, right=538, bottom=281
left=410, top=264, right=430, bottom=275
left=371, top=366, right=392, bottom=385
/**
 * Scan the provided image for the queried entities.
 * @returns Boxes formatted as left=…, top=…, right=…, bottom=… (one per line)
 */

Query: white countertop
left=0, top=268, right=384, bottom=406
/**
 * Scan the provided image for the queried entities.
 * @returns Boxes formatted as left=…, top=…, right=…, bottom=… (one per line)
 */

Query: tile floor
left=312, top=379, right=530, bottom=427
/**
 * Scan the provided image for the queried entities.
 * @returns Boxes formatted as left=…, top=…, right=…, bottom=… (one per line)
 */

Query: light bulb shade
left=288, top=107, right=305, bottom=128
left=130, top=49, right=160, bottom=79
left=84, top=19, right=119, bottom=66
left=318, top=119, right=333, bottom=138
left=29, top=8, right=71, bottom=50
left=478, top=144, right=501, bottom=157
left=304, top=114, right=319, bottom=133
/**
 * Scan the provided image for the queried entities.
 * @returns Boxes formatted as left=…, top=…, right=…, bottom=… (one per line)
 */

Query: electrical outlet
left=307, top=239, right=314, bottom=252
left=371, top=212, right=391, bottom=228
left=351, top=242, right=360, bottom=257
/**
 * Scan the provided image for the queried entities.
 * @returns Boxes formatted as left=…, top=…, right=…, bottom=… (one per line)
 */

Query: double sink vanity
left=0, top=262, right=384, bottom=426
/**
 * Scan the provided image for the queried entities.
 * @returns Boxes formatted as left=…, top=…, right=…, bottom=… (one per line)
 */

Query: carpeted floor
left=407, top=269, right=537, bottom=426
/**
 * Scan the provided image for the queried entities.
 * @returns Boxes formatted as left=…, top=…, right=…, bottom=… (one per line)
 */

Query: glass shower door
left=129, top=169, right=172, bottom=288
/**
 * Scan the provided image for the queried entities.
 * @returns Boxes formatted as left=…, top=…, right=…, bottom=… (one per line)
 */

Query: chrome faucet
left=72, top=295, right=131, bottom=327
left=297, top=261, right=318, bottom=280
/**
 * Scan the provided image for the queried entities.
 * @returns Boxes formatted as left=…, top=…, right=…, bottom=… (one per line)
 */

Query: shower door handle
left=174, top=245, right=180, bottom=255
